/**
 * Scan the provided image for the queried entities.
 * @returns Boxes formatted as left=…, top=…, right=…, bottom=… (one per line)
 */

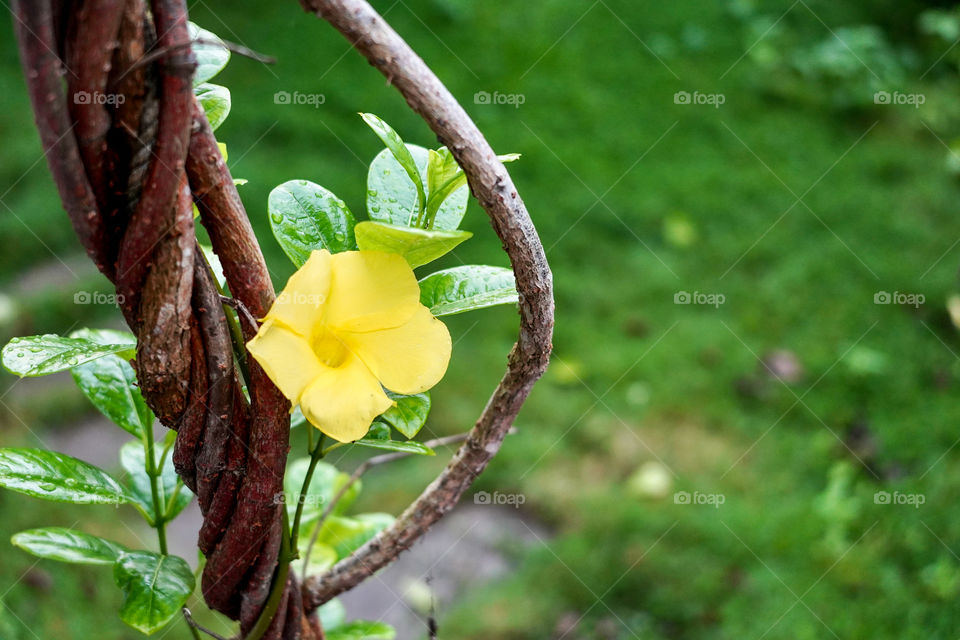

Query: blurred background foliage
left=2, top=0, right=960, bottom=637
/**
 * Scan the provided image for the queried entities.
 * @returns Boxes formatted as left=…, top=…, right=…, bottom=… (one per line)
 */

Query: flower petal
left=345, top=305, right=452, bottom=395
left=299, top=355, right=392, bottom=442
left=246, top=319, right=323, bottom=403
left=325, top=251, right=420, bottom=332
left=265, top=249, right=332, bottom=337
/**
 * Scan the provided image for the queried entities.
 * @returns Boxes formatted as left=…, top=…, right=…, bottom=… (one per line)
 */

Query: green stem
left=321, top=441, right=347, bottom=457
left=222, top=297, right=250, bottom=385
left=290, top=434, right=325, bottom=555
left=244, top=509, right=293, bottom=640
left=184, top=612, right=203, bottom=640
left=144, top=424, right=168, bottom=555
left=157, top=433, right=175, bottom=478
left=164, top=480, right=185, bottom=520
left=142, top=418, right=198, bottom=640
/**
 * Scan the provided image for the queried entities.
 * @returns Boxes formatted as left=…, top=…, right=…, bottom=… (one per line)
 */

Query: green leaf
left=297, top=542, right=338, bottom=578
left=71, top=328, right=138, bottom=348
left=419, top=265, right=519, bottom=316
left=425, top=148, right=467, bottom=228
left=365, top=422, right=391, bottom=440
left=367, top=144, right=469, bottom=230
left=199, top=244, right=227, bottom=289
left=0, top=448, right=129, bottom=504
left=120, top=439, right=192, bottom=522
left=67, top=328, right=149, bottom=440
left=360, top=113, right=426, bottom=223
left=189, top=23, right=230, bottom=86
left=194, top=83, right=230, bottom=131
left=378, top=392, right=430, bottom=439
left=113, top=551, right=195, bottom=634
left=269, top=180, right=357, bottom=266
left=2, top=334, right=135, bottom=377
left=326, top=621, right=396, bottom=640
left=318, top=598, right=347, bottom=631
left=352, top=439, right=435, bottom=456
left=354, top=221, right=471, bottom=269
left=71, top=354, right=152, bottom=441
left=12, top=527, right=127, bottom=565
left=423, top=149, right=518, bottom=229
left=283, top=459, right=359, bottom=524
left=313, top=513, right=394, bottom=559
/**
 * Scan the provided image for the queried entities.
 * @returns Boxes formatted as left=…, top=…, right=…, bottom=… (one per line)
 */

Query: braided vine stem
left=13, top=1, right=304, bottom=637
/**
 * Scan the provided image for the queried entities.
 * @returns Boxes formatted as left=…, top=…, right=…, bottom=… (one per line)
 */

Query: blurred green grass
left=2, top=0, right=960, bottom=637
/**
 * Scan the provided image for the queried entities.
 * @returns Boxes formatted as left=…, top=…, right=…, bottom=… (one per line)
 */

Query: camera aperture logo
left=674, top=290, right=725, bottom=308
left=873, top=91, right=925, bottom=108
left=674, top=90, right=725, bottom=108
left=74, top=91, right=125, bottom=106
left=474, top=490, right=525, bottom=508
left=274, top=91, right=325, bottom=108
left=273, top=492, right=325, bottom=507
left=74, top=291, right=124, bottom=307
left=674, top=490, right=725, bottom=508
left=874, top=291, right=924, bottom=308
left=474, top=91, right=525, bottom=108
left=874, top=490, right=924, bottom=508
left=275, top=291, right=326, bottom=306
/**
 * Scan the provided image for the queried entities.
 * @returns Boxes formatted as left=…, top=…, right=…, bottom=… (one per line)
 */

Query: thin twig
left=182, top=607, right=232, bottom=640
left=301, top=430, right=491, bottom=581
left=219, top=294, right=261, bottom=334
left=214, top=38, right=277, bottom=64
left=299, top=0, right=554, bottom=610
left=110, top=38, right=275, bottom=88
left=182, top=607, right=234, bottom=640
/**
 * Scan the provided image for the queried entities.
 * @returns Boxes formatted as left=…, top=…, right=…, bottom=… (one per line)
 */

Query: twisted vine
left=14, top=1, right=304, bottom=637
left=12, top=0, right=554, bottom=636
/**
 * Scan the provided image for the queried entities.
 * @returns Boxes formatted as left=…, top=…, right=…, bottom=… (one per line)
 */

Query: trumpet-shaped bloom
left=247, top=249, right=451, bottom=441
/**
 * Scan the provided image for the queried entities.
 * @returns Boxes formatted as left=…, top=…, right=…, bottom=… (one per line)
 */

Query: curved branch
left=298, top=0, right=554, bottom=610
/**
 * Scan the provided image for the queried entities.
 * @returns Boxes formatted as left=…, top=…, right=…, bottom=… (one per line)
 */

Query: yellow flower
left=246, top=249, right=451, bottom=442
